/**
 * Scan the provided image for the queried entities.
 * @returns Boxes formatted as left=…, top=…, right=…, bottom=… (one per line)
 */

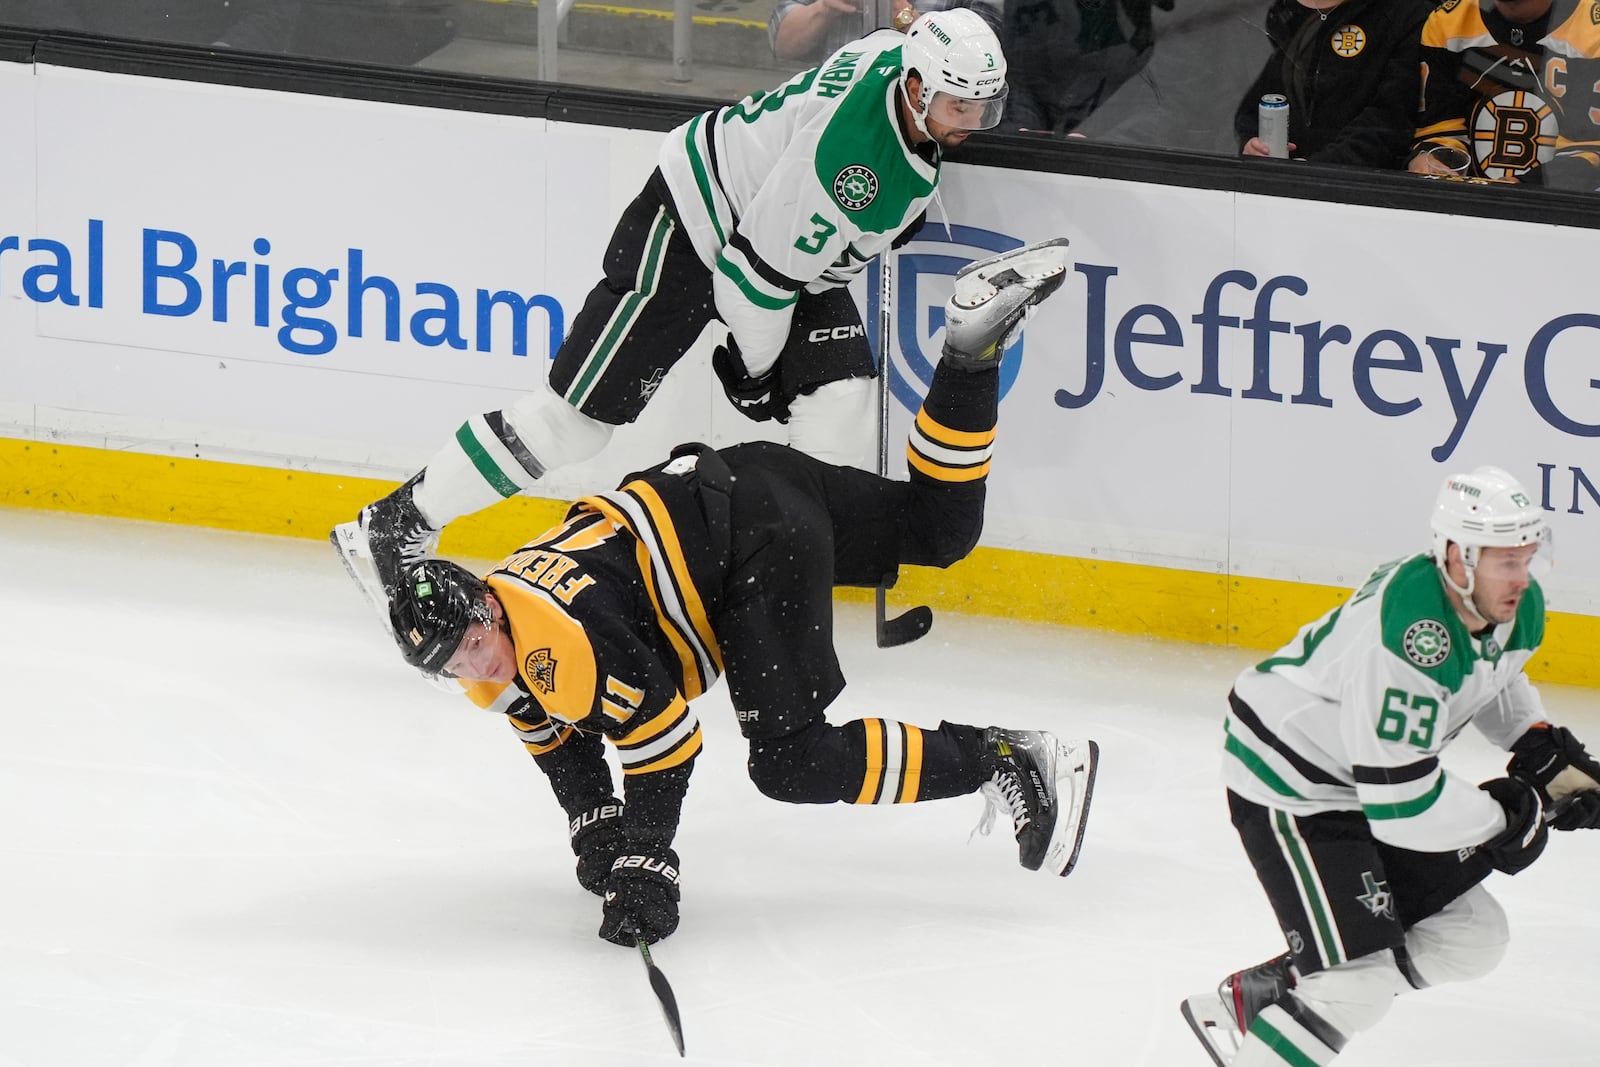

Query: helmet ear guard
left=389, top=560, right=493, bottom=677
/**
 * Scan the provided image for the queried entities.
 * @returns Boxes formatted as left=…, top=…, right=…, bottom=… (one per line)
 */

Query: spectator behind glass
left=1001, top=0, right=1172, bottom=135
left=1234, top=0, right=1431, bottom=167
left=1409, top=0, right=1600, bottom=190
left=769, top=0, right=1002, bottom=65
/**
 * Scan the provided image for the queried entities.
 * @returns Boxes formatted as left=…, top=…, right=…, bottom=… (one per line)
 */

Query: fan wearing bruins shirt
left=1180, top=466, right=1600, bottom=1067
left=331, top=9, right=1013, bottom=639
left=1410, top=0, right=1600, bottom=188
left=382, top=245, right=1100, bottom=947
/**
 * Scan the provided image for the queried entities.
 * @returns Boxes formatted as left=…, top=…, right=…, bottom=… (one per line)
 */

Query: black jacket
left=1234, top=0, right=1432, bottom=168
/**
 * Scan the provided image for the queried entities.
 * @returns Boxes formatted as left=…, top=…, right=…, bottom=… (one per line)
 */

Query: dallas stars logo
left=639, top=367, right=666, bottom=402
left=525, top=648, right=558, bottom=695
left=833, top=164, right=879, bottom=211
left=1357, top=871, right=1394, bottom=919
left=1402, top=619, right=1451, bottom=668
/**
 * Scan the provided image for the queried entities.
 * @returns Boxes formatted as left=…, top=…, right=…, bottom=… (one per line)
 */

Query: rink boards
left=2, top=57, right=1598, bottom=685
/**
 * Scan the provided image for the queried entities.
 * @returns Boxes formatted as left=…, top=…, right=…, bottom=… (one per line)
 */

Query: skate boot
left=942, top=237, right=1071, bottom=370
left=330, top=472, right=440, bottom=628
left=973, top=728, right=1099, bottom=876
left=1218, top=953, right=1295, bottom=1033
left=1179, top=953, right=1295, bottom=1066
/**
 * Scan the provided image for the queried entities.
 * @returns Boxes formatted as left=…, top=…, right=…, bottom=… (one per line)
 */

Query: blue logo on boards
left=867, top=224, right=1027, bottom=412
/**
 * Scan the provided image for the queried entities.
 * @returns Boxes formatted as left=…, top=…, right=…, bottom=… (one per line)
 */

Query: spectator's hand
left=818, top=0, right=863, bottom=16
left=1409, top=144, right=1472, bottom=176
left=1242, top=137, right=1296, bottom=158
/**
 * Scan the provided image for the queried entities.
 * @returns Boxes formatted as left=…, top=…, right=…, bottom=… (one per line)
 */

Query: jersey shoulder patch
left=1378, top=556, right=1468, bottom=690
left=813, top=53, right=937, bottom=231
left=490, top=575, right=599, bottom=724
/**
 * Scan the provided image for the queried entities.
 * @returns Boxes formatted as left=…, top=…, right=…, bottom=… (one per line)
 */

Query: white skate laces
left=971, top=732, right=1100, bottom=878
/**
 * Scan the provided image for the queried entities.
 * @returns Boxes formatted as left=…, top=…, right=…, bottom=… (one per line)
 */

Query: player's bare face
left=1468, top=544, right=1538, bottom=625
left=926, top=114, right=973, bottom=149
left=445, top=599, right=516, bottom=682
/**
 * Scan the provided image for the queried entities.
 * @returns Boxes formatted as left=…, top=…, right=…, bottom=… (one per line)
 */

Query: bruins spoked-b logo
left=526, top=647, right=558, bottom=694
left=833, top=164, right=879, bottom=211
left=1330, top=25, right=1366, bottom=57
left=1472, top=90, right=1559, bottom=179
left=1402, top=619, right=1451, bottom=668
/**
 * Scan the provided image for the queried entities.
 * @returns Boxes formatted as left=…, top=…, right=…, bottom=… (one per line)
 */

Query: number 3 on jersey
left=1377, top=687, right=1439, bottom=749
left=794, top=212, right=837, bottom=254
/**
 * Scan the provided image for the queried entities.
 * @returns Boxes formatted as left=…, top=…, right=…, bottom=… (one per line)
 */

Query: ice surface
left=2, top=508, right=1596, bottom=1066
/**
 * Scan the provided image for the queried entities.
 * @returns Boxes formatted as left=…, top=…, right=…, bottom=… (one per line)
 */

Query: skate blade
left=330, top=521, right=399, bottom=633
left=952, top=237, right=1071, bottom=307
left=1180, top=993, right=1240, bottom=1067
left=1043, top=738, right=1099, bottom=877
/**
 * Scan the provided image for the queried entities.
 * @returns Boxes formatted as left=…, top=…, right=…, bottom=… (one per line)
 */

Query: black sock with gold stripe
left=906, top=362, right=998, bottom=488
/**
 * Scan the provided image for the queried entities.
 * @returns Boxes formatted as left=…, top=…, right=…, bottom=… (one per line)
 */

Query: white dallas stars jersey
left=658, top=30, right=942, bottom=375
left=1224, top=553, right=1547, bottom=852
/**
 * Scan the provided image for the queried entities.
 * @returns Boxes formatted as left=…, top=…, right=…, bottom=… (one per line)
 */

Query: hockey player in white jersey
left=1181, top=466, right=1600, bottom=1066
left=331, top=10, right=1010, bottom=625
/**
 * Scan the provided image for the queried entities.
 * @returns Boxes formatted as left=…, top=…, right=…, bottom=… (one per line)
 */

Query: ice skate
left=942, top=237, right=1070, bottom=370
left=1179, top=953, right=1295, bottom=1066
left=973, top=729, right=1099, bottom=876
left=330, top=472, right=439, bottom=630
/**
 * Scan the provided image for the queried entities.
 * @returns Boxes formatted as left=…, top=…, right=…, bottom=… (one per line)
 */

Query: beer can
left=1259, top=94, right=1289, bottom=159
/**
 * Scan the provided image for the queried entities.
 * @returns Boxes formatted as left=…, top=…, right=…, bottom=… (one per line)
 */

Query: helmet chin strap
left=1437, top=546, right=1490, bottom=630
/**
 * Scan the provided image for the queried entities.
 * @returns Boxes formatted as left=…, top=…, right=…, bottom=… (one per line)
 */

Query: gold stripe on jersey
left=1414, top=118, right=1469, bottom=140
left=508, top=713, right=571, bottom=756
left=907, top=408, right=995, bottom=483
left=853, top=719, right=926, bottom=804
left=614, top=693, right=703, bottom=775
left=1421, top=0, right=1494, bottom=50
left=578, top=481, right=723, bottom=696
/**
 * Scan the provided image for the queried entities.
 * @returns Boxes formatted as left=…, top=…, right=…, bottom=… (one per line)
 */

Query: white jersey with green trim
left=657, top=29, right=941, bottom=376
left=1223, top=552, right=1547, bottom=853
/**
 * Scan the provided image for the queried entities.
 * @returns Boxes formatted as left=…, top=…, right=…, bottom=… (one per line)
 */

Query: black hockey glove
left=712, top=338, right=789, bottom=424
left=1478, top=777, right=1549, bottom=875
left=1507, top=724, right=1600, bottom=804
left=569, top=799, right=626, bottom=896
left=1550, top=791, right=1600, bottom=831
left=599, top=849, right=681, bottom=946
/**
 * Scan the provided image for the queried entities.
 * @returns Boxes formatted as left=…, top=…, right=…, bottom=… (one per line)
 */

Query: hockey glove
left=1549, top=790, right=1600, bottom=831
left=1507, top=724, right=1600, bottom=805
left=1478, top=777, right=1549, bottom=875
left=712, top=338, right=789, bottom=424
left=569, top=799, right=626, bottom=896
left=599, top=849, right=681, bottom=946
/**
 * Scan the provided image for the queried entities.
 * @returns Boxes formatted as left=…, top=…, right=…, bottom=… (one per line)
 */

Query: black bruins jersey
left=455, top=452, right=729, bottom=800
left=1416, top=0, right=1600, bottom=186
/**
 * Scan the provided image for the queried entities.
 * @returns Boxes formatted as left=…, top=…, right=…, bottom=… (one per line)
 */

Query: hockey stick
left=875, top=249, right=933, bottom=648
left=633, top=935, right=685, bottom=1057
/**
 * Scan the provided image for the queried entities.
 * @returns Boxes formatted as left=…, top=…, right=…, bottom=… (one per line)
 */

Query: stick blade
left=637, top=943, right=685, bottom=1058
left=876, top=604, right=933, bottom=648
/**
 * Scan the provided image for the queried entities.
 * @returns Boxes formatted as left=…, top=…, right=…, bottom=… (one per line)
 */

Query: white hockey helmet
left=1429, top=465, right=1552, bottom=594
left=899, top=9, right=1008, bottom=136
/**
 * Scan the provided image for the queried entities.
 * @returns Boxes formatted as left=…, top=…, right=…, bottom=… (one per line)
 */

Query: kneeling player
left=379, top=241, right=1100, bottom=946
left=1182, top=465, right=1600, bottom=1065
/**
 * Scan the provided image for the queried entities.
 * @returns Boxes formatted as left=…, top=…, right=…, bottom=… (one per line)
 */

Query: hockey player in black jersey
left=382, top=242, right=1100, bottom=946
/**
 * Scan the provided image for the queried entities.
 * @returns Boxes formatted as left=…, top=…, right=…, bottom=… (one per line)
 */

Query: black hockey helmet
left=389, top=560, right=492, bottom=676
